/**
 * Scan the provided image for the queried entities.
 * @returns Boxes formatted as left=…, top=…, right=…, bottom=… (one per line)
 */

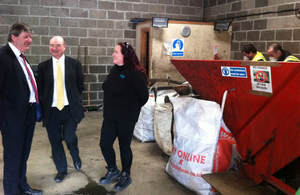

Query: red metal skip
left=171, top=59, right=300, bottom=192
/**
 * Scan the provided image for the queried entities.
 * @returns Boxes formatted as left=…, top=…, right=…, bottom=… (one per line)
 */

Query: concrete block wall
left=203, top=0, right=300, bottom=61
left=0, top=0, right=203, bottom=105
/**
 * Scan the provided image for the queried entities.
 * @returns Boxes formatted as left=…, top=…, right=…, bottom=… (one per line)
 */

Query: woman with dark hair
left=99, top=42, right=149, bottom=191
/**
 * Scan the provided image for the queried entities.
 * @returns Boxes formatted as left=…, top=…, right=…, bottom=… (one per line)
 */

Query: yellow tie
left=56, top=60, right=64, bottom=110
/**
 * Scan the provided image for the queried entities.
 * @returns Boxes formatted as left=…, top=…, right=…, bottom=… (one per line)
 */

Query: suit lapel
left=64, top=56, right=70, bottom=94
left=46, top=58, right=54, bottom=96
left=6, top=44, right=29, bottom=87
left=46, top=58, right=54, bottom=79
left=64, top=56, right=70, bottom=77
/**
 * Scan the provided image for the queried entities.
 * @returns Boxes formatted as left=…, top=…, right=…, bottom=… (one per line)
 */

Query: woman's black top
left=102, top=64, right=149, bottom=122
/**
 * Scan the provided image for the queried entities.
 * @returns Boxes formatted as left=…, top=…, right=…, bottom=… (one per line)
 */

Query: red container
left=171, top=59, right=300, bottom=194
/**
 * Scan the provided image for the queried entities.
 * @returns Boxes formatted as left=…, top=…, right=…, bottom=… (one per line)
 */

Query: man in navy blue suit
left=0, top=23, right=43, bottom=195
left=37, top=36, right=84, bottom=183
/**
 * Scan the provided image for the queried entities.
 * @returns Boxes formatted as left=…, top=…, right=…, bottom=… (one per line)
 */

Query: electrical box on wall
left=152, top=17, right=169, bottom=28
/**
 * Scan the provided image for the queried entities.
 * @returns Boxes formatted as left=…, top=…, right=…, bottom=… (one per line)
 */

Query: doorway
left=140, top=27, right=151, bottom=78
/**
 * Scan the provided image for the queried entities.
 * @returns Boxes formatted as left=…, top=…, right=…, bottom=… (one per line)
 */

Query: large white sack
left=165, top=97, right=221, bottom=195
left=133, top=97, right=155, bottom=142
left=153, top=102, right=174, bottom=156
left=133, top=90, right=178, bottom=142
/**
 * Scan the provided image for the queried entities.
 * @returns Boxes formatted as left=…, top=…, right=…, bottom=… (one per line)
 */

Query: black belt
left=29, top=102, right=36, bottom=106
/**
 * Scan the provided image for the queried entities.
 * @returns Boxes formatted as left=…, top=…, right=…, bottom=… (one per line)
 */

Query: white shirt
left=51, top=55, right=69, bottom=107
left=8, top=42, right=37, bottom=103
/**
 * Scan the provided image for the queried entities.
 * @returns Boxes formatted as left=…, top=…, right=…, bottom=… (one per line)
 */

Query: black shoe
left=99, top=167, right=120, bottom=184
left=54, top=171, right=68, bottom=183
left=21, top=188, right=43, bottom=195
left=74, top=157, right=82, bottom=170
left=114, top=172, right=132, bottom=191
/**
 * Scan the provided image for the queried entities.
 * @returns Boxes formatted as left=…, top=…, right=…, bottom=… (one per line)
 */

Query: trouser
left=46, top=106, right=79, bottom=173
left=100, top=118, right=136, bottom=173
left=1, top=104, right=36, bottom=195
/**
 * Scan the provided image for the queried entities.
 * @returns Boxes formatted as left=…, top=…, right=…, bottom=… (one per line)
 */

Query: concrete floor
left=0, top=110, right=195, bottom=195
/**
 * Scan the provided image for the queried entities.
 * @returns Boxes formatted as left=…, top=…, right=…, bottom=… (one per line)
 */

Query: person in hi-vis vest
left=267, top=43, right=300, bottom=62
left=242, top=43, right=266, bottom=61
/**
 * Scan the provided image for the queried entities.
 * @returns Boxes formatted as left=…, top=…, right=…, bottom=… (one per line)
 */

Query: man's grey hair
left=7, top=22, right=34, bottom=42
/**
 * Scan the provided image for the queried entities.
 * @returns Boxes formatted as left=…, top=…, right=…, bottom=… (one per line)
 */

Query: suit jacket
left=37, top=56, right=84, bottom=127
left=0, top=44, right=33, bottom=136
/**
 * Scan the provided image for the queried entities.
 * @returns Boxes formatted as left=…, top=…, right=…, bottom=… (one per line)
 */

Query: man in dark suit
left=0, top=23, right=43, bottom=195
left=37, top=36, right=84, bottom=183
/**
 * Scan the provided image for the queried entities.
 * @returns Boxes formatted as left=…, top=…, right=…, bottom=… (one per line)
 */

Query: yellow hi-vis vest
left=252, top=52, right=266, bottom=61
left=284, top=55, right=300, bottom=62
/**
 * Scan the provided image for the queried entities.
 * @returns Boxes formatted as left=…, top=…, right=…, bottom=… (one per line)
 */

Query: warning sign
left=250, top=66, right=272, bottom=93
left=255, top=71, right=267, bottom=82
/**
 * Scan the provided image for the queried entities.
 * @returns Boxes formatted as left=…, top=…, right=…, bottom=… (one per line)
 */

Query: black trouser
left=46, top=106, right=79, bottom=173
left=1, top=104, right=36, bottom=195
left=100, top=118, right=136, bottom=173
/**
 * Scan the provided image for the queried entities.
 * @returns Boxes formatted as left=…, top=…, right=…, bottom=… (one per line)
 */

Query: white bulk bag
left=153, top=102, right=174, bottom=156
left=133, top=90, right=178, bottom=142
left=133, top=96, right=155, bottom=142
left=165, top=97, right=221, bottom=195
